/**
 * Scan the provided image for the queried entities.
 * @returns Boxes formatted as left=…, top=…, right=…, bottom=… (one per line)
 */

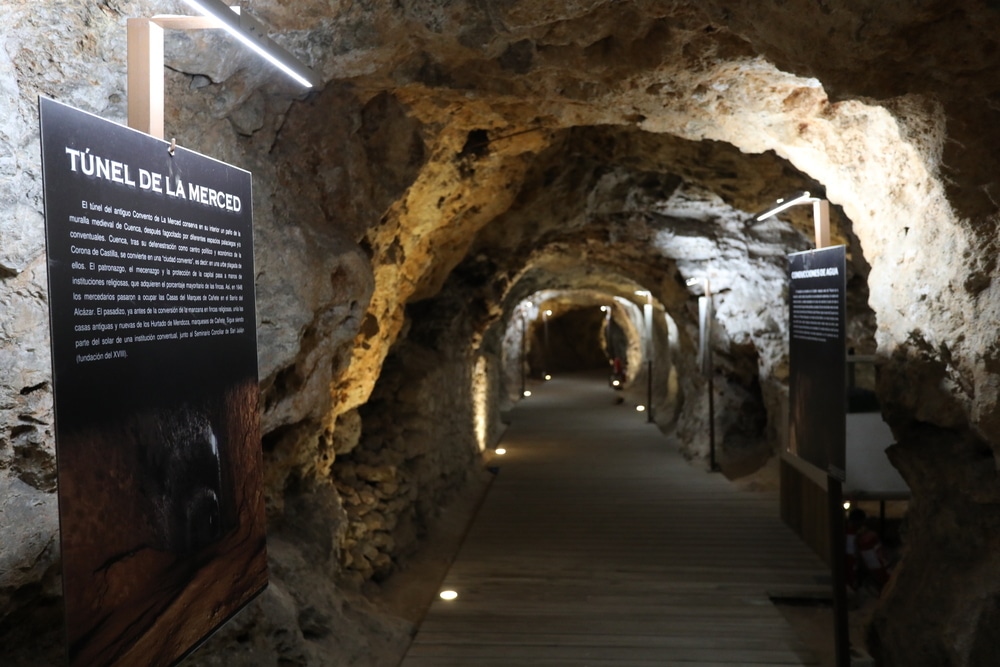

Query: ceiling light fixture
left=755, top=191, right=831, bottom=248
left=756, top=191, right=814, bottom=221
left=180, top=0, right=320, bottom=88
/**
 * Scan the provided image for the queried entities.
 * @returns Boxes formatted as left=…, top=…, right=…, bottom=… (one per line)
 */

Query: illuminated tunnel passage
left=525, top=307, right=608, bottom=378
left=400, top=373, right=828, bottom=666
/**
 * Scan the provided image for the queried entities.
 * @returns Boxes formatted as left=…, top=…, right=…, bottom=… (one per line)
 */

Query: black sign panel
left=788, top=246, right=847, bottom=481
left=40, top=97, right=267, bottom=666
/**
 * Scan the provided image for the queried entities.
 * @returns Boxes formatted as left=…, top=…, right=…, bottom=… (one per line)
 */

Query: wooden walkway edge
left=399, top=374, right=828, bottom=666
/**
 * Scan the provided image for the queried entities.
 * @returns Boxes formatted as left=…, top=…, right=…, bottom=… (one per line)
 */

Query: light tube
left=756, top=191, right=814, bottom=221
left=181, top=0, right=320, bottom=88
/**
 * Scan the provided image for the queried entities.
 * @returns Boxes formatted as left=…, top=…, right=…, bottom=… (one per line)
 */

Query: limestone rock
left=3, top=1, right=1000, bottom=665
left=0, top=476, right=59, bottom=620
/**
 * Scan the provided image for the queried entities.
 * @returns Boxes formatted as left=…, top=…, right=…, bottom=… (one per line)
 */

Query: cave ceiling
left=153, top=0, right=988, bottom=434
left=6, top=4, right=1000, bottom=662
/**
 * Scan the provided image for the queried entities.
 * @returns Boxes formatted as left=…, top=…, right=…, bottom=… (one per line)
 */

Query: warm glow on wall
left=472, top=355, right=490, bottom=451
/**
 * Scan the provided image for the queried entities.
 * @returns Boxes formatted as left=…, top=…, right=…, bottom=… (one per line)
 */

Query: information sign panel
left=39, top=97, right=267, bottom=666
left=788, top=246, right=847, bottom=481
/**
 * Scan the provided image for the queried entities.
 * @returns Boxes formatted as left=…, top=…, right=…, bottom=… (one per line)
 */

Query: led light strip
left=181, top=0, right=320, bottom=88
left=756, top=191, right=815, bottom=221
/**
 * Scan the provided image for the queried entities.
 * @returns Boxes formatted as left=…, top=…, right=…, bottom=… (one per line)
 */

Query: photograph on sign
left=787, top=245, right=847, bottom=481
left=39, top=97, right=267, bottom=666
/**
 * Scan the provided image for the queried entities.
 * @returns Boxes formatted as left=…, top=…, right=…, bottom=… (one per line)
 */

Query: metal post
left=605, top=307, right=612, bottom=359
left=646, top=360, right=653, bottom=423
left=704, top=279, right=718, bottom=472
left=520, top=315, right=526, bottom=396
left=543, top=309, right=550, bottom=378
left=880, top=499, right=887, bottom=540
left=708, top=372, right=717, bottom=471
left=829, top=476, right=850, bottom=667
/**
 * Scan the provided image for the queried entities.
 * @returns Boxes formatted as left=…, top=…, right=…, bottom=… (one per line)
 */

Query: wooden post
left=127, top=18, right=164, bottom=139
left=815, top=198, right=848, bottom=664
left=813, top=198, right=831, bottom=249
left=816, top=198, right=846, bottom=666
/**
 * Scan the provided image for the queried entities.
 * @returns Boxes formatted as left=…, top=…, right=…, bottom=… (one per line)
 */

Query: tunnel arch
left=325, top=98, right=906, bottom=480
left=8, top=4, right=999, bottom=665
left=268, top=40, right=992, bottom=667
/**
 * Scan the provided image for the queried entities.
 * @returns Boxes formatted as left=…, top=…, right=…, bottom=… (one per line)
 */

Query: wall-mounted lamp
left=685, top=276, right=712, bottom=298
left=756, top=191, right=831, bottom=249
left=180, top=0, right=321, bottom=88
left=756, top=191, right=814, bottom=221
left=687, top=275, right=718, bottom=472
left=128, top=1, right=320, bottom=139
left=633, top=289, right=654, bottom=422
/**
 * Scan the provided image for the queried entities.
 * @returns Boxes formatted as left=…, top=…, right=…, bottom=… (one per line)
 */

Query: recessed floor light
left=440, top=590, right=458, bottom=601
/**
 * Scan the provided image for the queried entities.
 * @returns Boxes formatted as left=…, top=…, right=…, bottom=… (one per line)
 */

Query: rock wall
left=338, top=325, right=497, bottom=585
left=0, top=2, right=394, bottom=662
left=3, top=1, right=1000, bottom=665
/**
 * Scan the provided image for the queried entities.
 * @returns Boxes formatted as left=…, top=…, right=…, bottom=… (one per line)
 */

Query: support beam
left=813, top=198, right=831, bottom=249
left=150, top=15, right=223, bottom=31
left=127, top=7, right=317, bottom=140
left=127, top=18, right=164, bottom=139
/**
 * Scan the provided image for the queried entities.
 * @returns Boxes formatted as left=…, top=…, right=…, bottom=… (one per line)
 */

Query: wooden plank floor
left=399, top=373, right=828, bottom=666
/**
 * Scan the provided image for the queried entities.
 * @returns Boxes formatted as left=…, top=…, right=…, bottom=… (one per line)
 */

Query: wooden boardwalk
left=400, top=373, right=828, bottom=666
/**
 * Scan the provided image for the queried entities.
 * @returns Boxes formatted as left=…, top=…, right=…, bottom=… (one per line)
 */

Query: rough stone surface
left=3, top=1, right=1000, bottom=665
left=0, top=476, right=59, bottom=620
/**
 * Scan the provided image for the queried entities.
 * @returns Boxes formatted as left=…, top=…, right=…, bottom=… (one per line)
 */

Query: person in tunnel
left=846, top=508, right=892, bottom=594
left=609, top=356, right=625, bottom=389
